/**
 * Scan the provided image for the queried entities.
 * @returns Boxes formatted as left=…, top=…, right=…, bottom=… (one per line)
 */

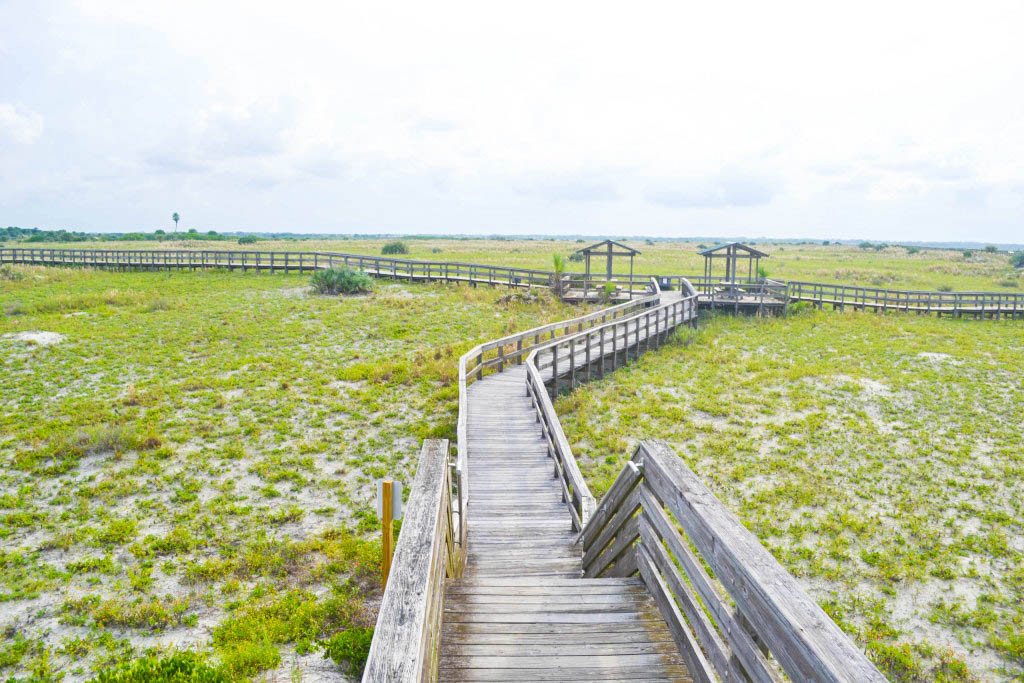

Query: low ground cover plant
left=0, top=265, right=577, bottom=680
left=559, top=309, right=1024, bottom=681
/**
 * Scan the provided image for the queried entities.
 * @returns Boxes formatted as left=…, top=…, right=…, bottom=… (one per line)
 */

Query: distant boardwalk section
left=3, top=247, right=1023, bottom=319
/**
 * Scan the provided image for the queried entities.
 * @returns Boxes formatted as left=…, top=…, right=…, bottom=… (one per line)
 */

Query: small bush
left=937, top=284, right=953, bottom=292
left=985, top=245, right=998, bottom=253
left=1012, top=252, right=1024, bottom=268
left=91, top=651, right=227, bottom=682
left=906, top=246, right=920, bottom=254
left=381, top=241, right=408, bottom=255
left=997, top=278, right=1018, bottom=288
left=431, top=247, right=442, bottom=253
left=962, top=250, right=973, bottom=259
left=568, top=251, right=585, bottom=262
left=310, top=268, right=374, bottom=295
left=237, top=236, right=258, bottom=245
left=320, top=627, right=374, bottom=674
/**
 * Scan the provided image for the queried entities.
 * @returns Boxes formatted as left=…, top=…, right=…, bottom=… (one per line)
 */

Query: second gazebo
left=699, top=242, right=769, bottom=283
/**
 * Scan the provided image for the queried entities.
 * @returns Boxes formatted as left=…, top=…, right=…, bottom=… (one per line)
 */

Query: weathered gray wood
left=638, top=440, right=886, bottom=682
left=636, top=544, right=716, bottom=683
left=639, top=487, right=778, bottom=682
left=362, top=439, right=452, bottom=683
left=580, top=459, right=642, bottom=550
left=640, top=513, right=747, bottom=681
left=582, top=487, right=641, bottom=576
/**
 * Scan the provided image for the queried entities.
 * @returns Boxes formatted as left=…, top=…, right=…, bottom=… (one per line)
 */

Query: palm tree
left=551, top=253, right=567, bottom=298
left=172, top=212, right=180, bottom=232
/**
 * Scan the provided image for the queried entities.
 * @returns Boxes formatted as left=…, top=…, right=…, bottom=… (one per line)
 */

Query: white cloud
left=0, top=104, right=43, bottom=145
left=0, top=0, right=1022, bottom=240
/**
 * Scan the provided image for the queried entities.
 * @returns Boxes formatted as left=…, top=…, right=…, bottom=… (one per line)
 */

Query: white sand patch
left=278, top=286, right=312, bottom=299
left=917, top=351, right=960, bottom=365
left=3, top=330, right=65, bottom=346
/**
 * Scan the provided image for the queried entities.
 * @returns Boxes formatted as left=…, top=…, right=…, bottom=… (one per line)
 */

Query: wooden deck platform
left=441, top=366, right=689, bottom=681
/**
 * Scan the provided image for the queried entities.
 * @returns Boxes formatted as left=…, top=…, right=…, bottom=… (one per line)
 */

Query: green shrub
left=320, top=627, right=374, bottom=674
left=937, top=284, right=953, bottom=292
left=568, top=251, right=584, bottom=262
left=381, top=241, right=408, bottom=255
left=1012, top=252, right=1024, bottom=268
left=962, top=250, right=973, bottom=259
left=310, top=268, right=374, bottom=295
left=906, top=246, right=920, bottom=254
left=985, top=245, right=998, bottom=253
left=601, top=280, right=616, bottom=303
left=237, top=236, right=258, bottom=245
left=91, top=651, right=227, bottom=682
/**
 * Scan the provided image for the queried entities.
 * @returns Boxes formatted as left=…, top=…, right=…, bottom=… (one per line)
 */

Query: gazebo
left=574, top=240, right=640, bottom=300
left=699, top=242, right=769, bottom=283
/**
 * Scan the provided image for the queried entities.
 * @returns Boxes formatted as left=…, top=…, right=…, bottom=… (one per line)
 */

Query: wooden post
left=382, top=479, right=394, bottom=590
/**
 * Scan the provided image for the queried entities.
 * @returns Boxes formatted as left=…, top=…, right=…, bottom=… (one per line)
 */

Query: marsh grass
left=0, top=265, right=578, bottom=680
left=559, top=309, right=1024, bottom=681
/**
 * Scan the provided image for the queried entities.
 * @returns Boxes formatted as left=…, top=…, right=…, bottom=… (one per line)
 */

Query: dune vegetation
left=1, top=238, right=1022, bottom=681
left=0, top=264, right=579, bottom=681
left=558, top=308, right=1024, bottom=681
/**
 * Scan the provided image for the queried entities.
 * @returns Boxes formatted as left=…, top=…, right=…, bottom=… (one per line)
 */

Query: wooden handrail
left=522, top=279, right=700, bottom=530
left=580, top=440, right=886, bottom=682
left=453, top=292, right=660, bottom=547
left=4, top=248, right=1021, bottom=317
left=362, top=439, right=458, bottom=683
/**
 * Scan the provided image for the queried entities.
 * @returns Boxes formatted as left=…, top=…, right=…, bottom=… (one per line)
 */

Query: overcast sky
left=2, top=1, right=1022, bottom=241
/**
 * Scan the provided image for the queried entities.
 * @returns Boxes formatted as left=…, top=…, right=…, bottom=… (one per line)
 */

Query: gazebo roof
left=574, top=239, right=641, bottom=256
left=698, top=242, right=769, bottom=258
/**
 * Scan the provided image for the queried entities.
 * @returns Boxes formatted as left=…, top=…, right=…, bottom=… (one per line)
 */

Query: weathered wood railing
left=663, top=274, right=765, bottom=295
left=522, top=278, right=699, bottom=530
left=561, top=272, right=662, bottom=301
left=787, top=280, right=1024, bottom=318
left=0, top=247, right=556, bottom=288
left=580, top=440, right=886, bottom=682
left=530, top=278, right=699, bottom=397
left=0, top=247, right=329, bottom=273
left=362, top=439, right=459, bottom=683
left=452, top=291, right=661, bottom=548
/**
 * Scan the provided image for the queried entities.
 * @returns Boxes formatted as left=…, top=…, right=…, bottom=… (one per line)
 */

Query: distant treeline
left=1, top=227, right=232, bottom=243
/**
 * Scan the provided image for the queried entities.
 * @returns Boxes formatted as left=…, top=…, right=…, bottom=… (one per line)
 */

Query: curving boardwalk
left=442, top=365, right=689, bottom=682
left=438, top=294, right=696, bottom=682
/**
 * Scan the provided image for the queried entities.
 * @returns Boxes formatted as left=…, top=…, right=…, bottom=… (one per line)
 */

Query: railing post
left=551, top=347, right=559, bottom=397
left=600, top=326, right=606, bottom=378
left=586, top=330, right=592, bottom=383
left=569, top=337, right=576, bottom=391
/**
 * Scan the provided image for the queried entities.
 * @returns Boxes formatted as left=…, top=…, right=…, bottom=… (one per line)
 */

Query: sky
left=1, top=1, right=1023, bottom=242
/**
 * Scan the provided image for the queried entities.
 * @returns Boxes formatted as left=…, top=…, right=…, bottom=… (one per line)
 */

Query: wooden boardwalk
left=442, top=366, right=689, bottom=681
